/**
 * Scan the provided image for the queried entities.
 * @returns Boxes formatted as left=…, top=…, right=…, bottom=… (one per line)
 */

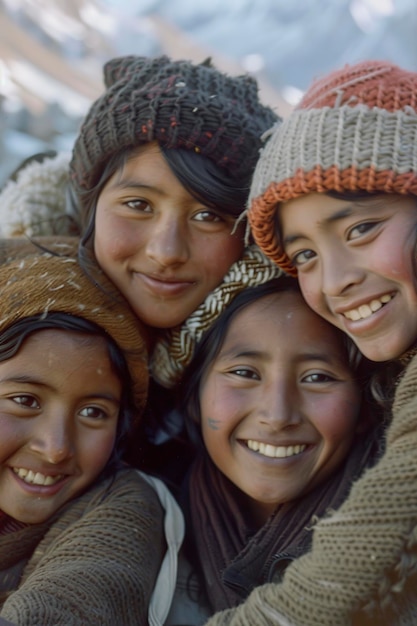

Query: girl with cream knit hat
left=205, top=59, right=417, bottom=626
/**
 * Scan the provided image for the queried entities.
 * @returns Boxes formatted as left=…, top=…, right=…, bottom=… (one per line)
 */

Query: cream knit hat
left=248, top=60, right=417, bottom=275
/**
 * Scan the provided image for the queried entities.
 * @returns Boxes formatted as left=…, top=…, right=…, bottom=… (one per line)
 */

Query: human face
left=200, top=291, right=360, bottom=526
left=0, top=330, right=121, bottom=524
left=279, top=193, right=417, bottom=361
left=94, top=143, right=245, bottom=328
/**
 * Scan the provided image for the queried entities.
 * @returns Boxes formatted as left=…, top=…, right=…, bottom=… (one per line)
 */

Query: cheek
left=200, top=382, right=240, bottom=440
left=298, top=274, right=323, bottom=313
left=372, top=245, right=413, bottom=282
left=81, top=429, right=117, bottom=475
left=0, top=418, right=26, bottom=458
left=313, top=393, right=361, bottom=444
left=198, top=233, right=244, bottom=280
left=95, top=215, right=142, bottom=262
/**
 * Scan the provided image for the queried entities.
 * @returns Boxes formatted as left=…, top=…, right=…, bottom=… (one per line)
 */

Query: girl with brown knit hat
left=0, top=241, right=182, bottom=626
left=203, top=60, right=417, bottom=625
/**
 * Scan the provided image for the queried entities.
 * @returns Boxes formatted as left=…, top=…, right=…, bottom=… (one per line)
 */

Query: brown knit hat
left=0, top=239, right=148, bottom=418
left=70, top=55, right=278, bottom=197
left=248, top=60, right=417, bottom=275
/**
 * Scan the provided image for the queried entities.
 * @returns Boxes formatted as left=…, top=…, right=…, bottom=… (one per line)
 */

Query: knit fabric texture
left=0, top=469, right=165, bottom=626
left=150, top=244, right=283, bottom=387
left=70, top=54, right=278, bottom=200
left=204, top=352, right=417, bottom=626
left=0, top=152, right=74, bottom=238
left=0, top=239, right=148, bottom=416
left=248, top=60, right=417, bottom=275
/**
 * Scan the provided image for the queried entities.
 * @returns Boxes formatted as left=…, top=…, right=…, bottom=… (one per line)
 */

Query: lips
left=13, top=467, right=64, bottom=486
left=135, top=272, right=196, bottom=297
left=246, top=440, right=307, bottom=459
left=341, top=293, right=393, bottom=321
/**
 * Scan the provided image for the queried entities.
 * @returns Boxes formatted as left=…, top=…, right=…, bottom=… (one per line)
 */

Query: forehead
left=278, top=192, right=417, bottom=237
left=6, top=329, right=110, bottom=364
left=278, top=193, right=355, bottom=235
left=225, top=291, right=344, bottom=347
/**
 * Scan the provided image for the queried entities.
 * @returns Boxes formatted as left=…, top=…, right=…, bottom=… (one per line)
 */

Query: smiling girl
left=0, top=54, right=280, bottom=387
left=177, top=277, right=380, bottom=617
left=225, top=59, right=417, bottom=625
left=0, top=55, right=282, bottom=482
left=0, top=243, right=179, bottom=626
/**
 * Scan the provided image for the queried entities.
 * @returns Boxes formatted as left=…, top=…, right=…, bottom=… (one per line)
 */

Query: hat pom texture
left=249, top=60, right=417, bottom=274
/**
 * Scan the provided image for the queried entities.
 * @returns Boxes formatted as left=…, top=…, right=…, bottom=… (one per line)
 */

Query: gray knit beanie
left=70, top=55, right=278, bottom=198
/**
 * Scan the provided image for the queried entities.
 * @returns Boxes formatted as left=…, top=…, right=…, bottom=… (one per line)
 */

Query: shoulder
left=80, top=467, right=164, bottom=514
left=392, top=351, right=417, bottom=412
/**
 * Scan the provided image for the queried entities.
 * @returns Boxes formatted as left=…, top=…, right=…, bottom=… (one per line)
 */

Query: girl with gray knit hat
left=203, top=60, right=417, bottom=625
left=0, top=54, right=281, bottom=389
left=0, top=54, right=282, bottom=481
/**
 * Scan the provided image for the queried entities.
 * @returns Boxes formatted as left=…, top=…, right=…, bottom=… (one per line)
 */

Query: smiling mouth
left=343, top=294, right=393, bottom=321
left=246, top=440, right=306, bottom=459
left=136, top=272, right=195, bottom=295
left=13, top=467, right=64, bottom=486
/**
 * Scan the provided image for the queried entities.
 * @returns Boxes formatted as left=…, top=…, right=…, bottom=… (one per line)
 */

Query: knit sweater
left=0, top=468, right=165, bottom=626
left=203, top=353, right=417, bottom=626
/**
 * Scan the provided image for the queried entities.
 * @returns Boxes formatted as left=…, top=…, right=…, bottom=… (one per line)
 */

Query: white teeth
left=247, top=440, right=306, bottom=458
left=13, top=467, right=63, bottom=486
left=370, top=299, right=383, bottom=312
left=358, top=304, right=372, bottom=318
left=344, top=294, right=393, bottom=321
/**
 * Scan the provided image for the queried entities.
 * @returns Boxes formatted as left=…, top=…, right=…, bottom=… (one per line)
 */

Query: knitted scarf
left=187, top=431, right=381, bottom=614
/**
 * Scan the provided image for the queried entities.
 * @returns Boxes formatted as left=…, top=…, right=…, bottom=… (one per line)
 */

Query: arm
left=1, top=470, right=165, bottom=626
left=204, top=356, right=417, bottom=625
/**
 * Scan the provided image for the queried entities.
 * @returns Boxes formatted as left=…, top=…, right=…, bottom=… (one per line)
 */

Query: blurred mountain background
left=0, top=0, right=416, bottom=184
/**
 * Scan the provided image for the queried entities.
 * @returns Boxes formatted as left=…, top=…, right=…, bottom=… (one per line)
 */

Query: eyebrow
left=109, top=178, right=157, bottom=192
left=218, top=347, right=343, bottom=366
left=218, top=348, right=267, bottom=360
left=294, top=352, right=341, bottom=365
left=0, top=376, right=121, bottom=404
left=283, top=205, right=355, bottom=246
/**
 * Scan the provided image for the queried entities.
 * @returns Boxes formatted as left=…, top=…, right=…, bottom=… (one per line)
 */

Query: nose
left=146, top=214, right=189, bottom=268
left=321, top=247, right=365, bottom=297
left=30, top=415, right=75, bottom=464
left=256, top=378, right=301, bottom=430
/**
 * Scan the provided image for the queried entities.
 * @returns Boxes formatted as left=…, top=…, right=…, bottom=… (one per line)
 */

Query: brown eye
left=348, top=222, right=377, bottom=240
left=12, top=395, right=39, bottom=409
left=79, top=406, right=107, bottom=420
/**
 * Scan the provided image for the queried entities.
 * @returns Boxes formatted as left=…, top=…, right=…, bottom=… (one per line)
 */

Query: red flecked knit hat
left=70, top=54, right=278, bottom=200
left=248, top=60, right=417, bottom=275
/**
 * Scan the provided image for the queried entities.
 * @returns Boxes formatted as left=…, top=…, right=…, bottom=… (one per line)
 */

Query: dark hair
left=0, top=312, right=136, bottom=475
left=78, top=143, right=249, bottom=270
left=180, top=276, right=366, bottom=447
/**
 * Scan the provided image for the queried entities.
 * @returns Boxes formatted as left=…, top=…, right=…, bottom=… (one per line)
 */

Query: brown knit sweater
left=0, top=468, right=164, bottom=626
left=204, top=353, right=417, bottom=626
